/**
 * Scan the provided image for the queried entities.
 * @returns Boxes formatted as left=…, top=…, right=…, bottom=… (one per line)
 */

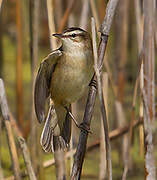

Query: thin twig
left=0, top=79, right=21, bottom=180
left=18, top=137, right=37, bottom=180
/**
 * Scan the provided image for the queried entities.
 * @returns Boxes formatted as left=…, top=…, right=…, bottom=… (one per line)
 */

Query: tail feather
left=40, top=106, right=60, bottom=152
left=40, top=104, right=72, bottom=152
left=40, top=121, right=53, bottom=152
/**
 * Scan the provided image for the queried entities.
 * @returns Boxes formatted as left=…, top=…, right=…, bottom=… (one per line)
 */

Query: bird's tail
left=40, top=105, right=71, bottom=152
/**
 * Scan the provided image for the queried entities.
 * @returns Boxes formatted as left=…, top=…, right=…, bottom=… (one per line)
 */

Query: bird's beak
left=52, top=33, right=63, bottom=38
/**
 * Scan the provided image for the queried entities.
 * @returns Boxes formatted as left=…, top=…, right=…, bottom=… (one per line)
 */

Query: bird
left=34, top=27, right=94, bottom=152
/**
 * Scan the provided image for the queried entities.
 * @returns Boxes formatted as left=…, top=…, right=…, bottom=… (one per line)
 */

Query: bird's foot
left=78, top=123, right=92, bottom=134
left=89, top=79, right=97, bottom=89
left=64, top=106, right=92, bottom=134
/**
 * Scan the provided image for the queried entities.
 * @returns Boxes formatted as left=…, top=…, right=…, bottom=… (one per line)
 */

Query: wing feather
left=34, top=50, right=62, bottom=123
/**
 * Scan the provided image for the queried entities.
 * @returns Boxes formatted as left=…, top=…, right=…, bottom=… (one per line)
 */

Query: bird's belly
left=50, top=57, right=93, bottom=105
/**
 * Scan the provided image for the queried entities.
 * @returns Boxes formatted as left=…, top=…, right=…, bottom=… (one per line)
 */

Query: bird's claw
left=78, top=123, right=92, bottom=134
left=64, top=106, right=92, bottom=134
left=89, top=79, right=97, bottom=89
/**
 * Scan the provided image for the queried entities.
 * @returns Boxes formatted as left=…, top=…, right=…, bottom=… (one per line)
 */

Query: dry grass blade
left=18, top=137, right=37, bottom=180
left=0, top=79, right=21, bottom=180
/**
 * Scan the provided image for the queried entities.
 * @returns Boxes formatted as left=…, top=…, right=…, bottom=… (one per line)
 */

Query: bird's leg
left=64, top=106, right=80, bottom=128
left=64, top=106, right=92, bottom=134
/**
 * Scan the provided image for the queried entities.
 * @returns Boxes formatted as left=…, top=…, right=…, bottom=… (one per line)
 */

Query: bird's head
left=53, top=27, right=92, bottom=52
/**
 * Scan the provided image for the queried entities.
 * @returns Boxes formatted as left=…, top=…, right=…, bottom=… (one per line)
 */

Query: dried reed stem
left=0, top=79, right=21, bottom=180
left=16, top=0, right=24, bottom=129
left=103, top=60, right=117, bottom=97
left=71, top=0, right=119, bottom=179
left=91, top=17, right=112, bottom=179
left=90, top=0, right=100, bottom=28
left=79, top=0, right=89, bottom=30
left=29, top=0, right=40, bottom=173
left=99, top=73, right=108, bottom=180
left=139, top=63, right=144, bottom=156
left=46, top=0, right=57, bottom=49
left=0, top=0, right=3, bottom=12
left=143, top=0, right=156, bottom=179
left=18, top=137, right=37, bottom=180
left=0, top=161, right=3, bottom=180
left=134, top=0, right=143, bottom=53
left=58, top=0, right=75, bottom=33
left=0, top=116, right=4, bottom=180
left=9, top=112, right=23, bottom=137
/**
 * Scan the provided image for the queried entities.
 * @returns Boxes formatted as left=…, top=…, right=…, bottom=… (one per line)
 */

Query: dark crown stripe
left=63, top=27, right=85, bottom=33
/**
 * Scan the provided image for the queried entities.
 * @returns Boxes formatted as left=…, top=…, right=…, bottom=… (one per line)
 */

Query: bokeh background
left=0, top=0, right=156, bottom=179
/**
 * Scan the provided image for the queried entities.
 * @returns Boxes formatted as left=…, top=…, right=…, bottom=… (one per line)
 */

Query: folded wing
left=34, top=50, right=62, bottom=123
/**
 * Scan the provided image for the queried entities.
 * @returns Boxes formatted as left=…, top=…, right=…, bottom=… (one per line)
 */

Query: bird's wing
left=34, top=49, right=62, bottom=123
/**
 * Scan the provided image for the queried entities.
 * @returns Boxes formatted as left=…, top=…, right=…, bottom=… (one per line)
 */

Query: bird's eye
left=71, top=33, right=76, bottom=38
